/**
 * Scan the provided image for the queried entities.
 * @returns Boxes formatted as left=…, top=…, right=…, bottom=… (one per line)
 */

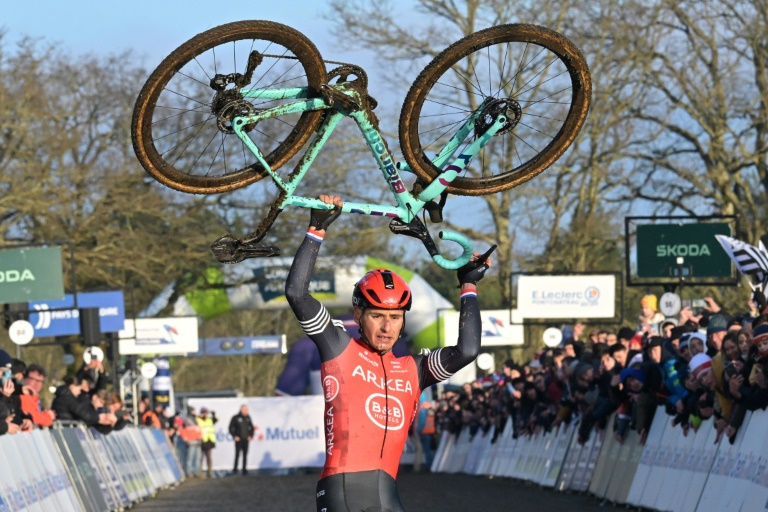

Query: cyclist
left=285, top=194, right=491, bottom=511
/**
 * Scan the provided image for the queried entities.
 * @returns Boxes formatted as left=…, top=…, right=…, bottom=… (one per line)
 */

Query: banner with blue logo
left=28, top=291, right=126, bottom=337
left=188, top=336, right=287, bottom=357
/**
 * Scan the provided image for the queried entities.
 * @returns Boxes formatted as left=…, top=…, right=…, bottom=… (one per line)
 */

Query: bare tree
left=617, top=0, right=768, bottom=244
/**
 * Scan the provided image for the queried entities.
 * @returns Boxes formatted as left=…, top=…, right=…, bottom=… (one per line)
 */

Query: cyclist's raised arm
left=285, top=195, right=347, bottom=361
left=415, top=253, right=492, bottom=389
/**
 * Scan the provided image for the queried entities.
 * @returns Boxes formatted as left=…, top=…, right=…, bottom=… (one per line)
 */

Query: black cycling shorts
left=316, top=470, right=404, bottom=512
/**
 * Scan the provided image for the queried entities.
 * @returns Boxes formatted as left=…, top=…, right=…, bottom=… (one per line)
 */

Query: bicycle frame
left=230, top=82, right=506, bottom=269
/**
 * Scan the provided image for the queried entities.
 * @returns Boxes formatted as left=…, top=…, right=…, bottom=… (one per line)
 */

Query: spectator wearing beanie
left=638, top=294, right=665, bottom=335
left=706, top=313, right=730, bottom=357
left=689, top=353, right=718, bottom=422
left=617, top=327, right=636, bottom=351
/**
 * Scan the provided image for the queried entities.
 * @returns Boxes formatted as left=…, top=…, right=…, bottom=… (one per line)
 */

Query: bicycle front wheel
left=132, top=21, right=327, bottom=194
left=399, top=24, right=591, bottom=196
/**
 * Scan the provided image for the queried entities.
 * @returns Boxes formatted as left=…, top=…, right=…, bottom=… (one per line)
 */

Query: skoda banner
left=636, top=222, right=732, bottom=278
left=0, top=246, right=64, bottom=303
left=516, top=275, right=616, bottom=319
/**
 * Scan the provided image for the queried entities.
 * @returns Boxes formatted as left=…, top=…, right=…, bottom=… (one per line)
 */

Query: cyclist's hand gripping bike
left=131, top=21, right=591, bottom=269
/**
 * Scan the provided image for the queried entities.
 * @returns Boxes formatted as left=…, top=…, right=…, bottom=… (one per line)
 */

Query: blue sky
left=4, top=2, right=345, bottom=63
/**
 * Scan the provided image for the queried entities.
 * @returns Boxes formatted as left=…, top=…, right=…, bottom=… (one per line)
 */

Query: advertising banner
left=186, top=396, right=326, bottom=470
left=118, top=317, right=199, bottom=355
left=189, top=335, right=287, bottom=357
left=516, top=275, right=616, bottom=319
left=0, top=246, right=64, bottom=303
left=636, top=222, right=732, bottom=278
left=442, top=309, right=524, bottom=347
left=28, top=291, right=126, bottom=337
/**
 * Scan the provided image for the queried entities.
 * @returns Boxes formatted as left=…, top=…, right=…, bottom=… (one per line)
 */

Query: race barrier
left=432, top=406, right=768, bottom=511
left=0, top=423, right=182, bottom=512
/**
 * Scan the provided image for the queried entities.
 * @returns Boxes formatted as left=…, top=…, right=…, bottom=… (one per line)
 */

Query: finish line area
left=132, top=469, right=624, bottom=512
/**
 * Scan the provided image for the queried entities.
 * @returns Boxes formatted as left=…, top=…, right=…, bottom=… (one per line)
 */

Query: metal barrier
left=433, top=406, right=768, bottom=511
left=0, top=422, right=183, bottom=512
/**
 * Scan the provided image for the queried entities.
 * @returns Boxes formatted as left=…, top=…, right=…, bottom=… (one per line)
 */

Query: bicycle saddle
left=211, top=234, right=280, bottom=264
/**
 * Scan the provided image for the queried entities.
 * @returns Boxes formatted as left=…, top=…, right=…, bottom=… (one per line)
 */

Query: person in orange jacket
left=20, top=364, right=56, bottom=427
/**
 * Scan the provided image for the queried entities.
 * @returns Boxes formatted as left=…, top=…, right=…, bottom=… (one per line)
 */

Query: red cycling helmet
left=352, top=268, right=412, bottom=311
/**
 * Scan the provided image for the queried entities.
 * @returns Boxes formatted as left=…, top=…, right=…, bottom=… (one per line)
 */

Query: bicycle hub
left=475, top=98, right=522, bottom=138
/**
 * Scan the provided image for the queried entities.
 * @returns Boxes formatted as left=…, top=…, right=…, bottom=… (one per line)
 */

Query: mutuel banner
left=516, top=275, right=616, bottom=319
left=28, top=291, right=126, bottom=337
left=0, top=246, right=65, bottom=303
left=186, top=396, right=326, bottom=470
left=118, top=317, right=199, bottom=355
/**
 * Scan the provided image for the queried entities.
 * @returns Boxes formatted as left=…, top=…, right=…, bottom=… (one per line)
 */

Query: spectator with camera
left=0, top=353, right=33, bottom=433
left=52, top=375, right=116, bottom=428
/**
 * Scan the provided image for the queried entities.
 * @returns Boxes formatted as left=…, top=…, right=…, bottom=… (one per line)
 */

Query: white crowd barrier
left=432, top=406, right=768, bottom=511
left=0, top=423, right=183, bottom=512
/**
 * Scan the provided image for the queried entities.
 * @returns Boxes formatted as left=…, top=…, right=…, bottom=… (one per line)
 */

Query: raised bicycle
left=131, top=20, right=591, bottom=268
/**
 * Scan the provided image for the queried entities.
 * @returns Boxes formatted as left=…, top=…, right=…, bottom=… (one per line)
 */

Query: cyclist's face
left=355, top=307, right=404, bottom=352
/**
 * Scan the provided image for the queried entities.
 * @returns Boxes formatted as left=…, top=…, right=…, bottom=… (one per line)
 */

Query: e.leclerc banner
left=516, top=275, right=616, bottom=319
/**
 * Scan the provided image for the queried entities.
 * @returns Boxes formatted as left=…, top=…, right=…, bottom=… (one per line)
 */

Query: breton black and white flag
left=715, top=234, right=768, bottom=292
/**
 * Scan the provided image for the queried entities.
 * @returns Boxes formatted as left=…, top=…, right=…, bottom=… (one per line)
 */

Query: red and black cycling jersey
left=285, top=231, right=481, bottom=481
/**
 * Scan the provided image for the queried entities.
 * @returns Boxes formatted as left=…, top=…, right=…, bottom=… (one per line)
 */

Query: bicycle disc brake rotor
left=211, top=89, right=258, bottom=134
left=474, top=98, right=522, bottom=138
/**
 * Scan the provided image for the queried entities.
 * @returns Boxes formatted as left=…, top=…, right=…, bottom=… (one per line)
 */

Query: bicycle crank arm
left=211, top=234, right=281, bottom=264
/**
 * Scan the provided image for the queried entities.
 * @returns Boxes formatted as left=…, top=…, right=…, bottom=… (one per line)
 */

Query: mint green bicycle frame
left=230, top=82, right=506, bottom=269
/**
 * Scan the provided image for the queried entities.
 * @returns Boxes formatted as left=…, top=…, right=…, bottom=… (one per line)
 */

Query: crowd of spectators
left=0, top=350, right=130, bottom=437
left=430, top=293, right=768, bottom=454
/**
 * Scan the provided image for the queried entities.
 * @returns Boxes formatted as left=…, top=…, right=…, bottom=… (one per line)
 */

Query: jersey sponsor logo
left=358, top=351, right=379, bottom=367
left=323, top=376, right=340, bottom=402
left=351, top=365, right=413, bottom=395
left=326, top=406, right=335, bottom=455
left=365, top=393, right=405, bottom=430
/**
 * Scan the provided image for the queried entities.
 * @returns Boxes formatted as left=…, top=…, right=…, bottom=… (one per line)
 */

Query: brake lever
left=473, top=244, right=497, bottom=267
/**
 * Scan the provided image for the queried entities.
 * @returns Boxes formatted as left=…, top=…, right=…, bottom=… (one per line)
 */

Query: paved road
left=133, top=468, right=626, bottom=511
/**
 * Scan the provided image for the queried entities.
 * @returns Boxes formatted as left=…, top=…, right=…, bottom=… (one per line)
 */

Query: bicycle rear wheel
left=132, top=21, right=326, bottom=194
left=399, top=24, right=591, bottom=196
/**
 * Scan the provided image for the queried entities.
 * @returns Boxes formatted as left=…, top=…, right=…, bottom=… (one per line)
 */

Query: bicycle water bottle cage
left=475, top=98, right=522, bottom=138
left=388, top=217, right=439, bottom=259
left=210, top=234, right=280, bottom=264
